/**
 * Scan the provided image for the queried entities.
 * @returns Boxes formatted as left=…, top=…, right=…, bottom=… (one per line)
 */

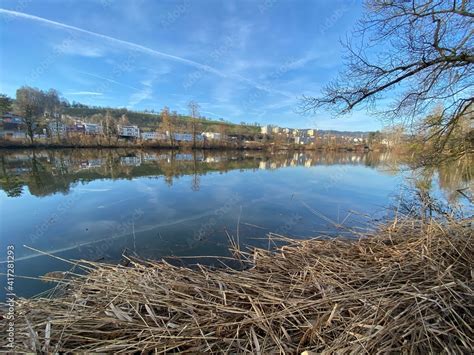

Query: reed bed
left=1, top=218, right=473, bottom=353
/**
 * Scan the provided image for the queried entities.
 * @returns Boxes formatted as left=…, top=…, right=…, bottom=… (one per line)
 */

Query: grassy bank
left=1, top=217, right=472, bottom=353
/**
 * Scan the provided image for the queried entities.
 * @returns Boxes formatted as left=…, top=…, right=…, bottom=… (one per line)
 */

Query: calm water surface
left=0, top=149, right=470, bottom=297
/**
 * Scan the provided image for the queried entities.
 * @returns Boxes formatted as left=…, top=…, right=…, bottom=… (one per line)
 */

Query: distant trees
left=188, top=101, right=200, bottom=148
left=301, top=0, right=473, bottom=162
left=0, top=94, right=12, bottom=115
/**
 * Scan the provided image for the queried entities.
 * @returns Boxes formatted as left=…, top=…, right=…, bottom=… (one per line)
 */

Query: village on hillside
left=0, top=110, right=390, bottom=149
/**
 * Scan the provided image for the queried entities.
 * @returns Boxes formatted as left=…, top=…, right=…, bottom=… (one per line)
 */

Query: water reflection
left=0, top=149, right=471, bottom=297
left=0, top=149, right=399, bottom=197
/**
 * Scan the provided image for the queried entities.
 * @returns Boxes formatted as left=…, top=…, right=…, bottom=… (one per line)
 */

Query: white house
left=202, top=132, right=222, bottom=140
left=141, top=132, right=167, bottom=141
left=173, top=133, right=204, bottom=142
left=261, top=125, right=272, bottom=134
left=47, top=122, right=67, bottom=137
left=84, top=123, right=103, bottom=135
left=119, top=125, right=140, bottom=138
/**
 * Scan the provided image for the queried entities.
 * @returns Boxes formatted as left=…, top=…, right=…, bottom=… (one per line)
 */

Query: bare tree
left=160, top=106, right=174, bottom=146
left=45, top=89, right=62, bottom=141
left=103, top=110, right=117, bottom=145
left=188, top=100, right=200, bottom=149
left=15, top=87, right=45, bottom=143
left=301, top=0, right=473, bottom=159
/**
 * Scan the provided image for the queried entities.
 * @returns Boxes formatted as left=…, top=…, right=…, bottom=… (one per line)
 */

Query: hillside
left=62, top=105, right=261, bottom=135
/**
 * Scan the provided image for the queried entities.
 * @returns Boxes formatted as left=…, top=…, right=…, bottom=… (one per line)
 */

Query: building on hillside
left=381, top=138, right=394, bottom=147
left=119, top=125, right=140, bottom=138
left=202, top=132, right=222, bottom=140
left=173, top=133, right=204, bottom=142
left=141, top=132, right=167, bottom=141
left=261, top=125, right=272, bottom=134
left=84, top=123, right=103, bottom=135
left=1, top=113, right=24, bottom=125
left=294, top=136, right=311, bottom=145
left=47, top=122, right=67, bottom=137
left=67, top=122, right=85, bottom=134
left=307, top=129, right=316, bottom=136
left=1, top=113, right=25, bottom=134
left=272, top=126, right=281, bottom=134
left=0, top=130, right=26, bottom=140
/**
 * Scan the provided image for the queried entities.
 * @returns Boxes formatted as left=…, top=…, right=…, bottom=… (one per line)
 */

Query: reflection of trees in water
left=0, top=148, right=470, bottom=200
left=436, top=154, right=473, bottom=204
left=407, top=153, right=473, bottom=205
left=0, top=155, right=23, bottom=197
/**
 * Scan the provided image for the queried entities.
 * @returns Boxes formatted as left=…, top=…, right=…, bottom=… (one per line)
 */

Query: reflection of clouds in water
left=11, top=209, right=235, bottom=262
left=76, top=188, right=112, bottom=192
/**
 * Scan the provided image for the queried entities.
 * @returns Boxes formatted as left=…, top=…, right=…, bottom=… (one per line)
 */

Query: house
left=0, top=114, right=26, bottom=140
left=67, top=122, right=86, bottom=134
left=1, top=113, right=24, bottom=124
left=47, top=122, right=67, bottom=137
left=141, top=132, right=167, bottom=141
left=381, top=138, right=394, bottom=147
left=272, top=126, right=281, bottom=134
left=307, top=129, right=316, bottom=137
left=173, top=133, right=204, bottom=142
left=84, top=123, right=103, bottom=135
left=202, top=132, right=222, bottom=140
left=0, top=130, right=26, bottom=140
left=294, top=136, right=311, bottom=145
left=261, top=125, right=272, bottom=134
left=119, top=125, right=140, bottom=138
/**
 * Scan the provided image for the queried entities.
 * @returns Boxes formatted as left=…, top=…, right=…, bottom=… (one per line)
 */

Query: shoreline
left=0, top=141, right=375, bottom=152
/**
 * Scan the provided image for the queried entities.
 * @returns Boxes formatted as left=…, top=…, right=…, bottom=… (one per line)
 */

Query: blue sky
left=0, top=0, right=382, bottom=131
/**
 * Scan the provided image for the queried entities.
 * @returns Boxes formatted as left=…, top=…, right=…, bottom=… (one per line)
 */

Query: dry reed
left=1, top=218, right=473, bottom=353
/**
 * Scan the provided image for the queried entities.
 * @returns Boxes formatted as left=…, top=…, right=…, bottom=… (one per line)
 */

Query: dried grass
left=1, top=218, right=473, bottom=353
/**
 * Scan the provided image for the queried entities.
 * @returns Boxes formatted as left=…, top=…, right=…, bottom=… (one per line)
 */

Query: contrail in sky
left=0, top=8, right=293, bottom=98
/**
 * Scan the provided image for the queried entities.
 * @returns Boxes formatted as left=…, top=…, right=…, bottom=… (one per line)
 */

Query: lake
left=0, top=148, right=471, bottom=297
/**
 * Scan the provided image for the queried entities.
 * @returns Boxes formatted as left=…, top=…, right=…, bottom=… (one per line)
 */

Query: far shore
left=0, top=140, right=377, bottom=152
